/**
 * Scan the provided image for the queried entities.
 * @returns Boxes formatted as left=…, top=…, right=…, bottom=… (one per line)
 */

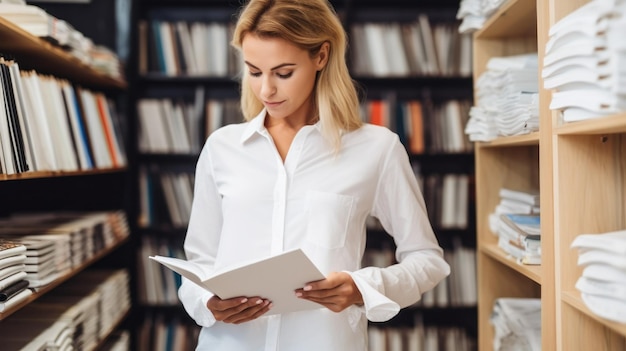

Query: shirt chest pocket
left=305, top=191, right=355, bottom=249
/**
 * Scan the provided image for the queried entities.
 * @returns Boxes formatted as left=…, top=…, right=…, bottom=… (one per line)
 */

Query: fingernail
left=303, top=285, right=312, bottom=291
left=295, top=292, right=302, bottom=297
left=256, top=299, right=263, bottom=304
left=241, top=298, right=248, bottom=303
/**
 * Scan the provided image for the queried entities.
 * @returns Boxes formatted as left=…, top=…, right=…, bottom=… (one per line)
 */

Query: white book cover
left=149, top=248, right=325, bottom=315
left=79, top=89, right=112, bottom=168
left=42, top=77, right=78, bottom=171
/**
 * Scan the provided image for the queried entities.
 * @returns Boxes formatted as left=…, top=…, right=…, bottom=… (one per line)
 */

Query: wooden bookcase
left=473, top=0, right=626, bottom=350
left=0, top=1, right=131, bottom=348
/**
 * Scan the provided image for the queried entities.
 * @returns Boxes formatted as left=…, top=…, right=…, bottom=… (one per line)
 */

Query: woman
left=178, top=0, right=450, bottom=349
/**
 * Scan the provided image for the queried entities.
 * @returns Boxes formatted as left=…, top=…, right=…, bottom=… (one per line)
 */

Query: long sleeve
left=178, top=140, right=223, bottom=327
left=351, top=136, right=450, bottom=322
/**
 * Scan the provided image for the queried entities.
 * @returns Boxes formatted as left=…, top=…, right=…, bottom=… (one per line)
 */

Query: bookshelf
left=0, top=1, right=131, bottom=349
left=472, top=0, right=626, bottom=350
left=128, top=0, right=476, bottom=349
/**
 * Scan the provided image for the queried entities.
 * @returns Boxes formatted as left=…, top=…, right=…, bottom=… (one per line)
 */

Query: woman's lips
left=264, top=100, right=284, bottom=108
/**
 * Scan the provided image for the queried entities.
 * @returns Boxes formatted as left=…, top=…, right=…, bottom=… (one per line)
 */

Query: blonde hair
left=231, top=0, right=362, bottom=150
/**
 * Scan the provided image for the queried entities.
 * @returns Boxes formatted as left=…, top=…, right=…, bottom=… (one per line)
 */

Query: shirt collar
left=240, top=108, right=268, bottom=144
left=239, top=108, right=323, bottom=144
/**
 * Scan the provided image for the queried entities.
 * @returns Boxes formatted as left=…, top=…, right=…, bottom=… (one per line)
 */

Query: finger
left=224, top=300, right=271, bottom=324
left=208, top=296, right=250, bottom=312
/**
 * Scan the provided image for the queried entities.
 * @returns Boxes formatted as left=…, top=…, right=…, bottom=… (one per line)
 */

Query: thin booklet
left=149, top=248, right=326, bottom=315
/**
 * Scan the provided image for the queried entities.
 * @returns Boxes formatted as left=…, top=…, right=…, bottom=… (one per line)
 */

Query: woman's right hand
left=207, top=296, right=272, bottom=324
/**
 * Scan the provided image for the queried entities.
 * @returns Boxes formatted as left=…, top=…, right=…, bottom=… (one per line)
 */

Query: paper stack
left=571, top=229, right=626, bottom=324
left=465, top=53, right=539, bottom=141
left=542, top=0, right=626, bottom=122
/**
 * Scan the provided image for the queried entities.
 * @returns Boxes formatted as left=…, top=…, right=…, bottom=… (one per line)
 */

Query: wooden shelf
left=0, top=16, right=126, bottom=90
left=480, top=243, right=541, bottom=284
left=475, top=0, right=537, bottom=39
left=477, top=132, right=540, bottom=148
left=562, top=290, right=626, bottom=338
left=0, top=167, right=127, bottom=181
left=556, top=113, right=626, bottom=135
left=0, top=237, right=129, bottom=321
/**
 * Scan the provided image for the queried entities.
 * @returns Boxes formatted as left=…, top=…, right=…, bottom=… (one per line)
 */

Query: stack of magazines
left=542, top=0, right=626, bottom=122
left=489, top=188, right=541, bottom=265
left=571, top=229, right=626, bottom=323
left=0, top=240, right=30, bottom=312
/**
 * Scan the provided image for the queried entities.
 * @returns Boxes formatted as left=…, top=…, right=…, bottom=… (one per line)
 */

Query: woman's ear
left=315, top=42, right=330, bottom=70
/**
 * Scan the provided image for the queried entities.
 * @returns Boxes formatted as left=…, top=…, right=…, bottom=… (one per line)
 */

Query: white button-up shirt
left=179, top=109, right=450, bottom=351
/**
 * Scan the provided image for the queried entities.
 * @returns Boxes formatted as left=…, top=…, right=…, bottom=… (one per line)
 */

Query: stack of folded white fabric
left=542, top=0, right=626, bottom=122
left=571, top=229, right=626, bottom=324
left=490, top=297, right=541, bottom=351
left=456, top=0, right=510, bottom=34
left=465, top=53, right=539, bottom=141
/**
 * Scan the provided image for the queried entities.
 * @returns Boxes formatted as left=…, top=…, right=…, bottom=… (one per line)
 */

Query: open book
left=149, top=248, right=326, bottom=315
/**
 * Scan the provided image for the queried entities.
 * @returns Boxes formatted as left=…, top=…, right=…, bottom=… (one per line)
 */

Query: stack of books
left=490, top=188, right=541, bottom=265
left=0, top=239, right=30, bottom=312
left=542, top=0, right=626, bottom=122
left=571, top=229, right=626, bottom=324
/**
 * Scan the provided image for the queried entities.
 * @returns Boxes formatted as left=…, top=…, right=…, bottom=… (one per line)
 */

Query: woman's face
left=241, top=33, right=327, bottom=124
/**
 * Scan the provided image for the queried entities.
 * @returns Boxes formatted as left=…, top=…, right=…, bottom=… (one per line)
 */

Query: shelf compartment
left=561, top=291, right=626, bottom=350
left=477, top=132, right=540, bottom=148
left=475, top=0, right=537, bottom=39
left=0, top=167, right=127, bottom=182
left=480, top=243, right=541, bottom=284
left=556, top=113, right=626, bottom=135
left=0, top=17, right=126, bottom=90
left=0, top=237, right=129, bottom=321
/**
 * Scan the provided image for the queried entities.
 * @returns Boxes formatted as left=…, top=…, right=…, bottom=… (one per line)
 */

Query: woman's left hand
left=295, top=271, right=363, bottom=312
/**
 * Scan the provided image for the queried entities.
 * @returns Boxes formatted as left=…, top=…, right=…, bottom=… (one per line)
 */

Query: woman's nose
left=260, top=77, right=276, bottom=99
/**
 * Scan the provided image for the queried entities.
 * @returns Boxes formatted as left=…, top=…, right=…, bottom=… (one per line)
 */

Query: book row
left=368, top=323, right=475, bottom=351
left=138, top=312, right=201, bottom=351
left=138, top=167, right=195, bottom=229
left=0, top=57, right=126, bottom=175
left=350, top=18, right=472, bottom=78
left=363, top=235, right=476, bottom=308
left=137, top=20, right=241, bottom=77
left=137, top=16, right=472, bottom=78
left=138, top=166, right=472, bottom=231
left=0, top=268, right=131, bottom=351
left=361, top=98, right=473, bottom=155
left=137, top=96, right=240, bottom=155
left=138, top=311, right=476, bottom=351
left=138, top=95, right=472, bottom=157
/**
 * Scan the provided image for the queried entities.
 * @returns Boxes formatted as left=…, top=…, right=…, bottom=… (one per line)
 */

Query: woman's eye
left=277, top=72, right=293, bottom=79
left=249, top=71, right=261, bottom=77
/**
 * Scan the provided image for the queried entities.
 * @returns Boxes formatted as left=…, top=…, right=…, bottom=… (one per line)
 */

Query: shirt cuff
left=347, top=271, right=400, bottom=322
